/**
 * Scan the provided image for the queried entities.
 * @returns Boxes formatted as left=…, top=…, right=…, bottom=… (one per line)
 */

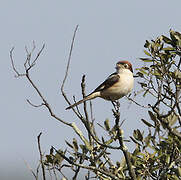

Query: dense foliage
left=43, top=30, right=181, bottom=179
left=11, top=29, right=181, bottom=179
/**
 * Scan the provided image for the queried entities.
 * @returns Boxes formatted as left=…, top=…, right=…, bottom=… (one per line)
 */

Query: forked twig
left=10, top=42, right=72, bottom=127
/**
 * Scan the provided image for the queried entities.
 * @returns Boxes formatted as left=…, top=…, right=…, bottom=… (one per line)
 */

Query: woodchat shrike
left=66, top=61, right=134, bottom=110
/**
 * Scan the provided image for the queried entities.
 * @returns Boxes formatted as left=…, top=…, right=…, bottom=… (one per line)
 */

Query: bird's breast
left=100, top=73, right=134, bottom=101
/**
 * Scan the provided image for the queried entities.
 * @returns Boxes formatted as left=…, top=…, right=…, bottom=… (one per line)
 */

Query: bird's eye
left=124, top=64, right=129, bottom=68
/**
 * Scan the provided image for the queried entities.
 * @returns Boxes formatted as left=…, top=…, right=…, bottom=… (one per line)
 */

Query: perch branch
left=37, top=132, right=46, bottom=180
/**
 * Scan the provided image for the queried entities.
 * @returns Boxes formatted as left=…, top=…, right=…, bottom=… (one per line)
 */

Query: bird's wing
left=93, top=72, right=120, bottom=92
left=66, top=73, right=120, bottom=110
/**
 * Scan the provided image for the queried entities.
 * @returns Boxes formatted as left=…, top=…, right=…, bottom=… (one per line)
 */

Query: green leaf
left=148, top=111, right=157, bottom=122
left=142, top=66, right=150, bottom=70
left=136, top=71, right=144, bottom=78
left=170, top=29, right=181, bottom=45
left=102, top=136, right=105, bottom=143
left=133, top=129, right=143, bottom=142
left=151, top=70, right=161, bottom=76
left=130, top=136, right=142, bottom=146
left=139, top=82, right=147, bottom=88
left=104, top=119, right=110, bottom=131
left=170, top=175, right=180, bottom=180
left=162, top=47, right=175, bottom=51
left=161, top=35, right=173, bottom=44
left=143, top=89, right=149, bottom=97
left=177, top=167, right=181, bottom=177
left=136, top=176, right=142, bottom=180
left=141, top=119, right=155, bottom=127
left=166, top=155, right=170, bottom=165
left=174, top=31, right=181, bottom=40
left=132, top=146, right=140, bottom=156
left=54, top=149, right=66, bottom=164
left=65, top=140, right=74, bottom=149
left=170, top=29, right=178, bottom=41
left=79, top=144, right=88, bottom=154
left=105, top=138, right=113, bottom=145
left=168, top=114, right=178, bottom=127
left=174, top=69, right=181, bottom=79
left=144, top=50, right=151, bottom=56
left=45, top=155, right=53, bottom=164
left=139, top=70, right=148, bottom=75
left=140, top=58, right=153, bottom=62
left=144, top=134, right=151, bottom=147
left=72, top=122, right=92, bottom=150
left=73, top=138, right=79, bottom=152
left=50, top=147, right=54, bottom=154
left=144, top=40, right=150, bottom=48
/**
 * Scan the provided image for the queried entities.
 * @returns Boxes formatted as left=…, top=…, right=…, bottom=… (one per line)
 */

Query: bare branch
left=112, top=103, right=136, bottom=180
left=10, top=47, right=26, bottom=77
left=24, top=159, right=39, bottom=180
left=31, top=43, right=45, bottom=66
left=37, top=132, right=46, bottom=180
left=126, top=95, right=150, bottom=108
left=24, top=41, right=36, bottom=68
left=81, top=75, right=89, bottom=121
left=27, top=99, right=44, bottom=108
left=10, top=43, right=72, bottom=127
left=61, top=25, right=79, bottom=102
left=25, top=72, right=72, bottom=127
left=60, top=25, right=84, bottom=120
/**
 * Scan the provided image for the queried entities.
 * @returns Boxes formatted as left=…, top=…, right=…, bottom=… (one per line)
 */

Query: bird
left=66, top=60, right=134, bottom=110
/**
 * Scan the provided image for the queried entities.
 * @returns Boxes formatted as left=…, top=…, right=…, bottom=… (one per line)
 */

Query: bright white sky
left=1, top=0, right=181, bottom=179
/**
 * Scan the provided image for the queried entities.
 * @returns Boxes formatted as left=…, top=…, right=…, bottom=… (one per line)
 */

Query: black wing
left=93, top=72, right=120, bottom=92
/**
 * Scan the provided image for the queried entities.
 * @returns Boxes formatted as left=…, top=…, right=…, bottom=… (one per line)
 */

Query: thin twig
left=81, top=75, right=89, bottom=121
left=52, top=167, right=58, bottom=180
left=31, top=44, right=45, bottom=66
left=37, top=132, right=46, bottom=180
left=126, top=95, right=149, bottom=108
left=72, top=156, right=82, bottom=180
left=25, top=72, right=72, bottom=127
left=61, top=25, right=78, bottom=104
left=10, top=47, right=26, bottom=77
left=60, top=25, right=83, bottom=120
left=81, top=75, right=94, bottom=145
left=61, top=25, right=79, bottom=92
left=24, top=159, right=39, bottom=180
left=27, top=99, right=44, bottom=107
left=10, top=43, right=73, bottom=127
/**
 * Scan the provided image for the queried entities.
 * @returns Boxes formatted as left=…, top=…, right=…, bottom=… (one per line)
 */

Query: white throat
left=117, top=68, right=132, bottom=75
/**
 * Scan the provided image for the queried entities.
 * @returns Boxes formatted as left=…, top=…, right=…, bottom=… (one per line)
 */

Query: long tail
left=66, top=92, right=100, bottom=110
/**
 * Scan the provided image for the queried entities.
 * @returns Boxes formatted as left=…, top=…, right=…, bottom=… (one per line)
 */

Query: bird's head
left=115, top=61, right=133, bottom=73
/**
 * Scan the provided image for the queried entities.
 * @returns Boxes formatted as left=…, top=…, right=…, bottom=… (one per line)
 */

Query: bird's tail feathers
left=66, top=92, right=100, bottom=110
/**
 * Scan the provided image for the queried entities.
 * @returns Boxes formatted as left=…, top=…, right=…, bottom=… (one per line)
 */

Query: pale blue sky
left=1, top=0, right=181, bottom=179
